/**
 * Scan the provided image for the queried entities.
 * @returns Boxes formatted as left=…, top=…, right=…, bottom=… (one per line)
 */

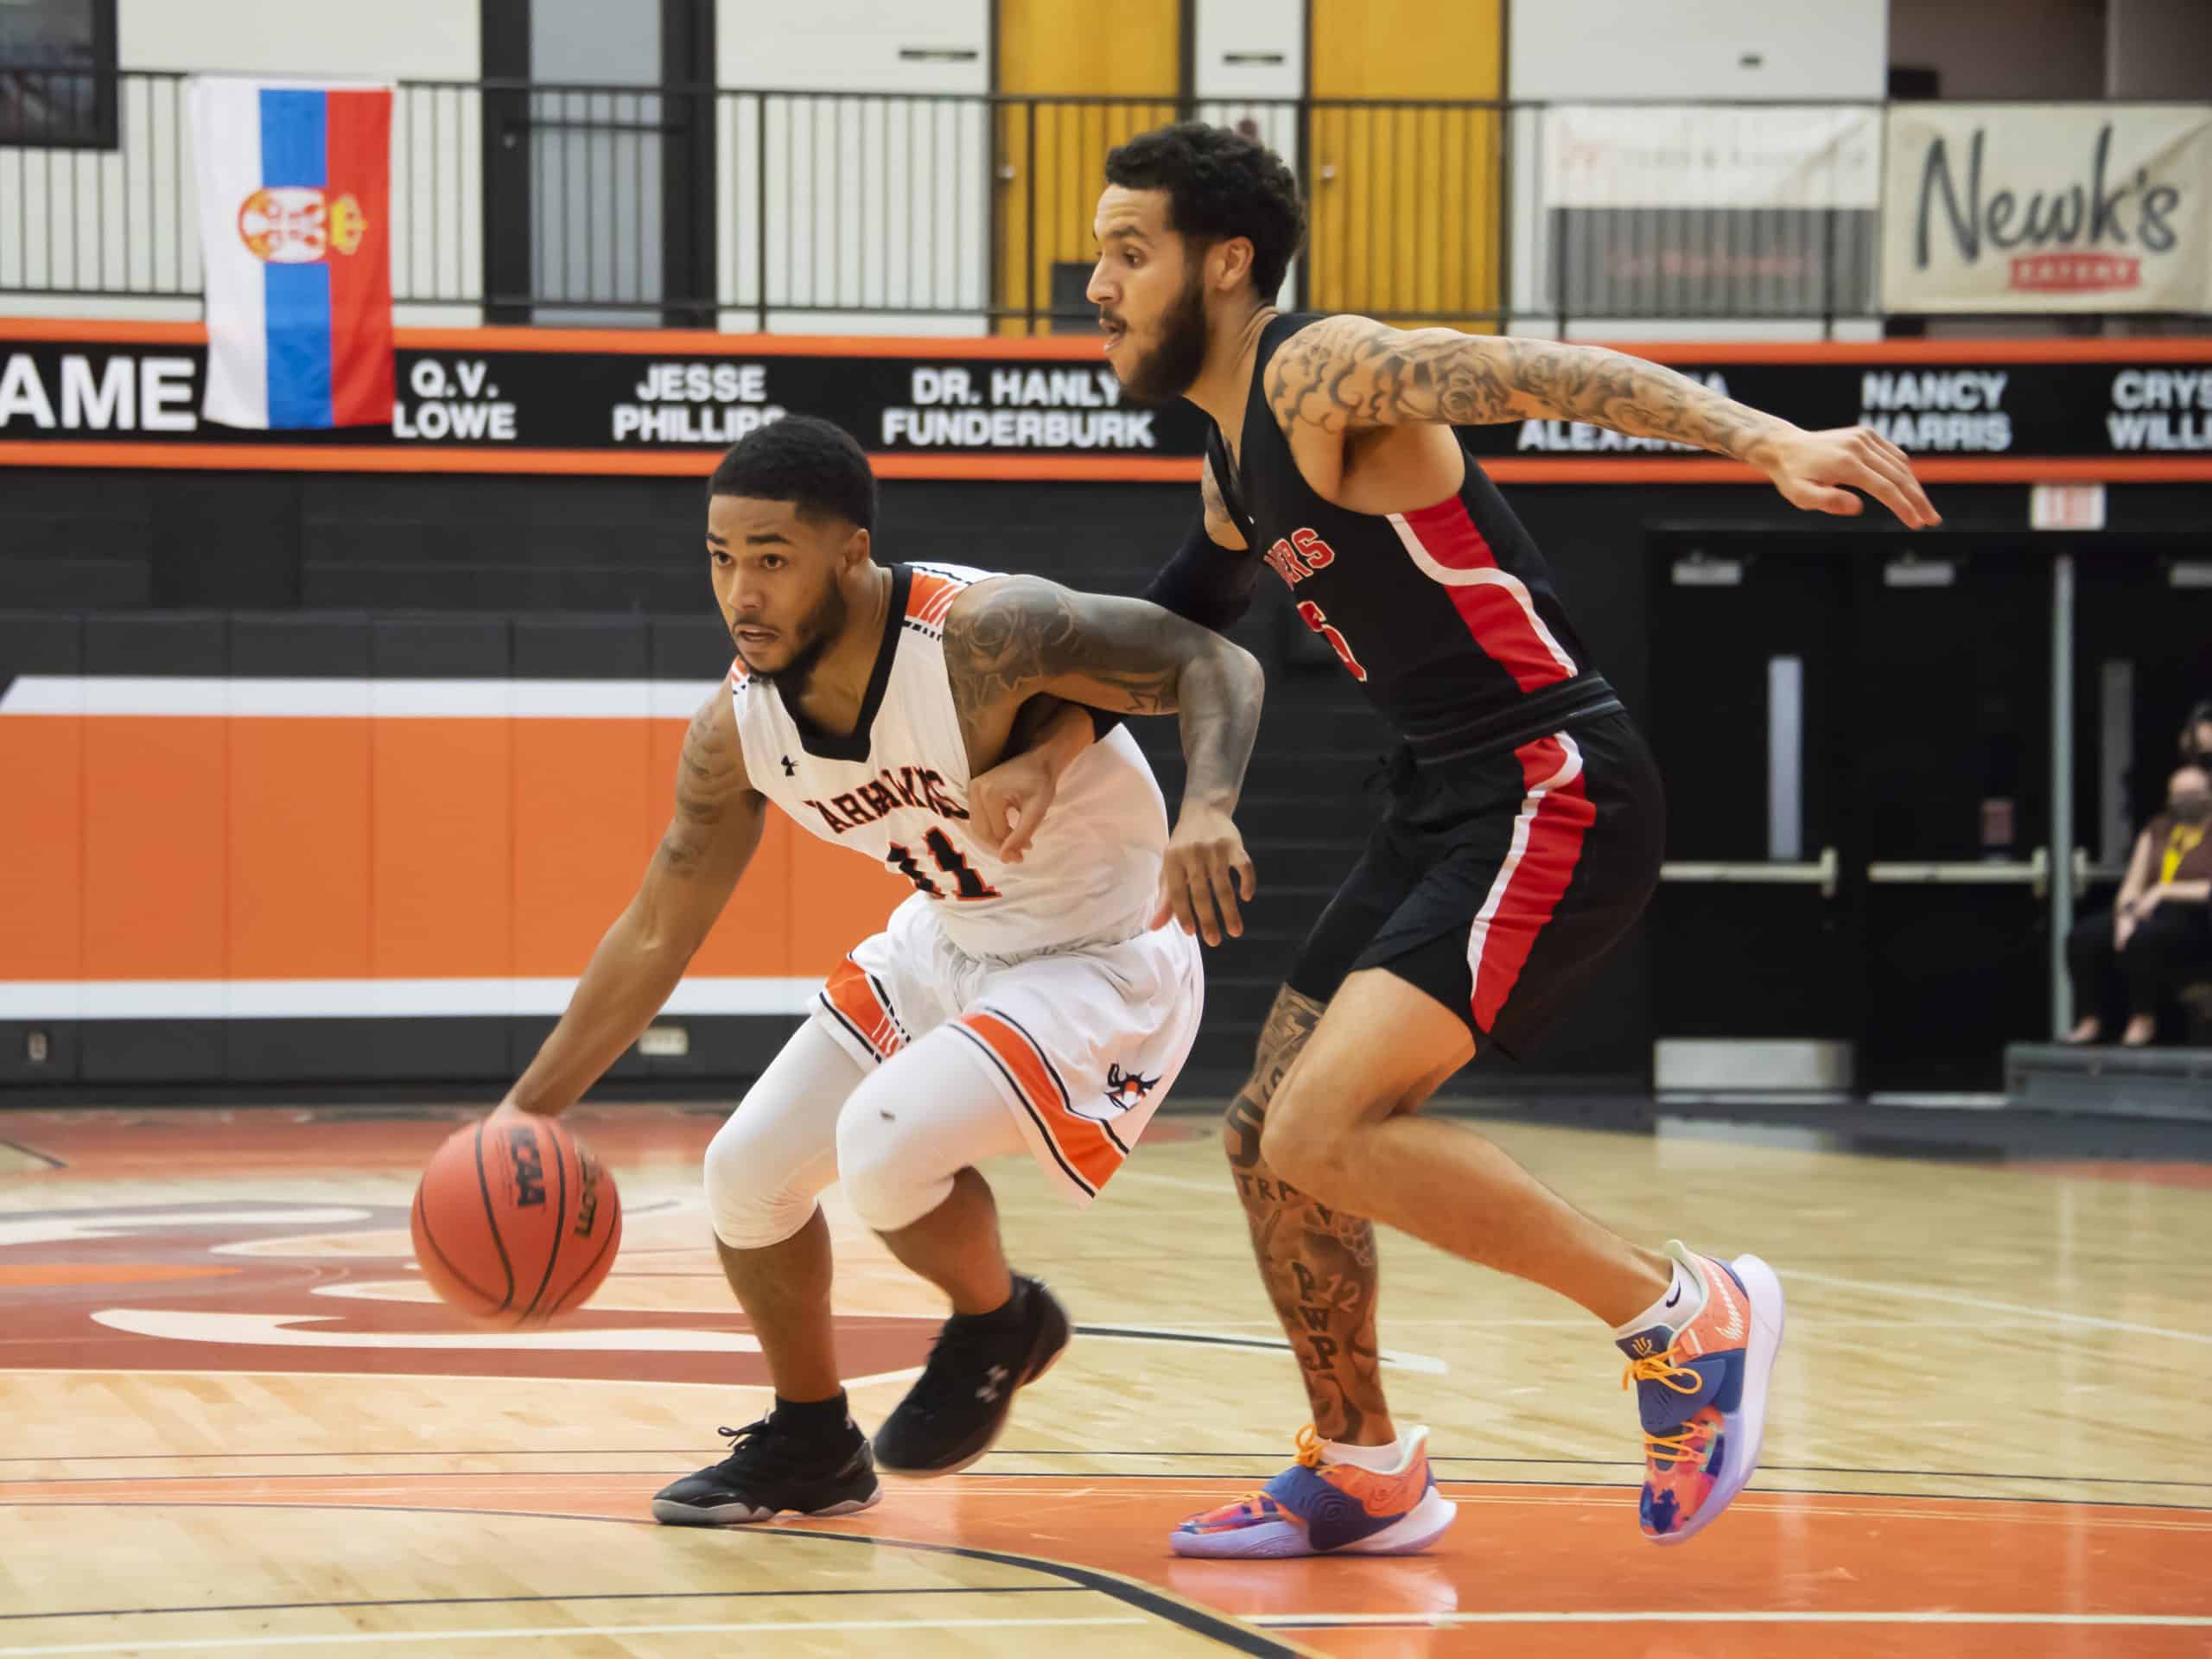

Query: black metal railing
left=0, top=69, right=2152, bottom=334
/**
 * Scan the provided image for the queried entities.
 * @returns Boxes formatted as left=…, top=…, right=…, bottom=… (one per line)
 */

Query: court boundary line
left=752, top=1524, right=1319, bottom=1658
left=0, top=1586, right=1090, bottom=1626
left=0, top=1500, right=1318, bottom=1659
left=0, top=1139, right=67, bottom=1171
left=1070, top=1324, right=1447, bottom=1374
left=1250, top=1612, right=2212, bottom=1630
left=6, top=1471, right=2206, bottom=1516
left=1785, top=1268, right=2212, bottom=1347
left=984, top=1451, right=2212, bottom=1489
left=6, top=1446, right=2205, bottom=1493
left=0, top=1617, right=1154, bottom=1655
left=0, top=1366, right=921, bottom=1393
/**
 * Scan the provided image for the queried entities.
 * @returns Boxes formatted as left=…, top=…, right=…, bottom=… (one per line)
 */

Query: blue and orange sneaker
left=1618, top=1241, right=1787, bottom=1545
left=1169, top=1425, right=1457, bottom=1559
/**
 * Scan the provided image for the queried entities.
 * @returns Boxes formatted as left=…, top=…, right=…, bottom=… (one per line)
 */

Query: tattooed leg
left=1223, top=984, right=1394, bottom=1446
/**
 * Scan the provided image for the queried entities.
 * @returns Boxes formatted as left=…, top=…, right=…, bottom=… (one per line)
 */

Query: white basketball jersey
left=728, top=563, right=1172, bottom=957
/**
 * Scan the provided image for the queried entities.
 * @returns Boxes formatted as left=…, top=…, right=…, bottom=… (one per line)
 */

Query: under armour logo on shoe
left=976, top=1363, right=1009, bottom=1403
left=780, top=755, right=797, bottom=777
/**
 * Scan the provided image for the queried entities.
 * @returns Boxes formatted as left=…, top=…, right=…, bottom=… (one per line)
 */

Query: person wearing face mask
left=2068, top=762, right=2212, bottom=1046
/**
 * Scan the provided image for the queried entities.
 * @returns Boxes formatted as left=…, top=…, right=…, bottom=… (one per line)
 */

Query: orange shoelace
left=1205, top=1425, right=1324, bottom=1518
left=1622, top=1351, right=1710, bottom=1467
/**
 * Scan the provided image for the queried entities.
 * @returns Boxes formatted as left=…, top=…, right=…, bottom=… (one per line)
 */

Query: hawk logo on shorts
left=1085, top=1063, right=1159, bottom=1119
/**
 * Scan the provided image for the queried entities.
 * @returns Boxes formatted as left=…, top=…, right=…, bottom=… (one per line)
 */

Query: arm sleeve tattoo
left=1263, top=315, right=1796, bottom=463
left=655, top=690, right=760, bottom=880
left=944, top=575, right=1263, bottom=811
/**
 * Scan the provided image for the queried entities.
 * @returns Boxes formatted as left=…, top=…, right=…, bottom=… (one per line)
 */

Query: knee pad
left=834, top=1077, right=958, bottom=1236
left=702, top=1104, right=822, bottom=1251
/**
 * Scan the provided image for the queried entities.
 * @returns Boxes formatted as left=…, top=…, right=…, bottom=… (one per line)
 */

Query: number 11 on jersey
left=888, top=826, right=1001, bottom=900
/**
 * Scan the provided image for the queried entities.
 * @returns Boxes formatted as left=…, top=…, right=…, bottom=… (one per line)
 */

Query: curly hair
left=708, top=415, right=875, bottom=533
left=1104, top=122, right=1306, bottom=302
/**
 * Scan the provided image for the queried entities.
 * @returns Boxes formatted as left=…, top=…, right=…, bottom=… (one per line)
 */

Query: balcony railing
left=1, top=69, right=2196, bottom=334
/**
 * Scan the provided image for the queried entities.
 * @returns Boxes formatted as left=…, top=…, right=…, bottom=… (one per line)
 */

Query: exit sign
left=2030, top=483, right=2106, bottom=531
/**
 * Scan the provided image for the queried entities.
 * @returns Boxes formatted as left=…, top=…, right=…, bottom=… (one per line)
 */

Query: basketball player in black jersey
left=966, top=123, right=1940, bottom=1558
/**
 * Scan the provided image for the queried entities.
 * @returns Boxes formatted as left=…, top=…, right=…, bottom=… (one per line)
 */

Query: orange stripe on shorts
left=957, top=1010, right=1120, bottom=1194
left=822, top=955, right=900, bottom=1059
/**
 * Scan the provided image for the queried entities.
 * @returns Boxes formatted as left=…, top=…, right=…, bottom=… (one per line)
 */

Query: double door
left=1649, top=531, right=2055, bottom=1096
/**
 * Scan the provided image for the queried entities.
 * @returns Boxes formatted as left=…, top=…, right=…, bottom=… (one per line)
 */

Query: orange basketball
left=410, top=1115, right=622, bottom=1326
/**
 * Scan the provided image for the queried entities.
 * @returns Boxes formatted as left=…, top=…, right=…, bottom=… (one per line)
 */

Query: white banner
left=1545, top=105, right=1880, bottom=209
left=1520, top=105, right=1880, bottom=319
left=1883, top=104, right=2212, bottom=314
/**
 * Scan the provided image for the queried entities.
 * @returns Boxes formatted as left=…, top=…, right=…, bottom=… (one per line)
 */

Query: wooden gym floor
left=0, top=1101, right=2207, bottom=1657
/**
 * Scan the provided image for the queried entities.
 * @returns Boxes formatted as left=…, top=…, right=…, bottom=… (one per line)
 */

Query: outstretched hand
left=1759, top=426, right=1942, bottom=529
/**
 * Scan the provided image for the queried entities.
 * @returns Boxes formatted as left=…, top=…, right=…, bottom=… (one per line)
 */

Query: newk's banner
left=1884, top=104, right=2212, bottom=314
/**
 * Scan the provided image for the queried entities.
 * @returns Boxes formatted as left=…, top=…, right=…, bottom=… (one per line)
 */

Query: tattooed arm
left=1265, top=315, right=1942, bottom=528
left=506, top=690, right=765, bottom=1116
left=944, top=575, right=1265, bottom=944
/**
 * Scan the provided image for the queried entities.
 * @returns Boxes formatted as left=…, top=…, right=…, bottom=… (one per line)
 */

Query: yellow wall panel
left=1308, top=0, right=1503, bottom=331
left=1310, top=0, right=1500, bottom=100
left=996, top=0, right=1181, bottom=333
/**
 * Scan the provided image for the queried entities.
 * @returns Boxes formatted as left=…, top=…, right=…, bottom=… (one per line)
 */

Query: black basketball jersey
left=1207, top=313, right=1620, bottom=763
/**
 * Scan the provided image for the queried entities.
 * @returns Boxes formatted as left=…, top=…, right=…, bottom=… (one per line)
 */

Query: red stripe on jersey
left=1391, top=497, right=1578, bottom=694
left=1466, top=733, right=1594, bottom=1033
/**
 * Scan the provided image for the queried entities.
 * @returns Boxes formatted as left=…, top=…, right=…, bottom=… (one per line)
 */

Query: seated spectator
left=2068, top=761, right=2212, bottom=1046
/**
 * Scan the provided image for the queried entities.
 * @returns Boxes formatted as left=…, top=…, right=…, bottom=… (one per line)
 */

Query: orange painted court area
left=2, top=1107, right=2205, bottom=1658
left=2, top=1468, right=2203, bottom=1657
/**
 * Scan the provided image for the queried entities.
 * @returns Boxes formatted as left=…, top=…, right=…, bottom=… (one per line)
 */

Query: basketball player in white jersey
left=500, top=416, right=1262, bottom=1525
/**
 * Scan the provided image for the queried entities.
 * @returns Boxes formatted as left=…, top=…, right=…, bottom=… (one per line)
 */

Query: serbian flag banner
left=188, top=79, right=395, bottom=429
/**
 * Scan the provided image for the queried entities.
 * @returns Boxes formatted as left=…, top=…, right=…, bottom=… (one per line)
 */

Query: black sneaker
left=872, top=1274, right=1071, bottom=1477
left=651, top=1414, right=880, bottom=1526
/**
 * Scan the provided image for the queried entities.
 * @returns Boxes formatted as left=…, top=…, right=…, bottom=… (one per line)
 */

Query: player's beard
left=1116, top=264, right=1210, bottom=405
left=734, top=579, right=848, bottom=696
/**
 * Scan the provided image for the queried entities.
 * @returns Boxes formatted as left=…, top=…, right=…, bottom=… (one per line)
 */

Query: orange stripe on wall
left=372, top=718, right=512, bottom=979
left=230, top=719, right=371, bottom=980
left=3, top=713, right=921, bottom=986
left=0, top=715, right=84, bottom=981
left=0, top=442, right=1208, bottom=482
left=512, top=720, right=657, bottom=978
left=10, top=442, right=2212, bottom=486
left=82, top=715, right=227, bottom=980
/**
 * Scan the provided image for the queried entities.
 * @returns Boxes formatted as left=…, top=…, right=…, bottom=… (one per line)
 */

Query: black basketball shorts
left=1286, top=713, right=1665, bottom=1059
